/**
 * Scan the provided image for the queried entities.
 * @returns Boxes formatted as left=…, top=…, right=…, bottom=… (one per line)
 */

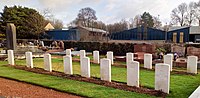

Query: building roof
left=189, top=26, right=200, bottom=34
left=168, top=26, right=189, bottom=31
left=80, top=26, right=108, bottom=34
left=44, top=23, right=55, bottom=31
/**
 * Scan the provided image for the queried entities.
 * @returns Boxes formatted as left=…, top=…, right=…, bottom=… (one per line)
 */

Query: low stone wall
left=187, top=46, right=200, bottom=59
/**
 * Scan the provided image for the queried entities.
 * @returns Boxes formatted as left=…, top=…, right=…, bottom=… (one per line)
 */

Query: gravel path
left=0, top=77, right=82, bottom=98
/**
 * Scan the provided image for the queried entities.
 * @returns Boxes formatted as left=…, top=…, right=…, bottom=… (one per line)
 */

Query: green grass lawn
left=0, top=56, right=200, bottom=98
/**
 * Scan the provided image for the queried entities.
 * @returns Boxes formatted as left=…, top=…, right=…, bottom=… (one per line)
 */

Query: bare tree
left=171, top=3, right=188, bottom=26
left=153, top=15, right=162, bottom=29
left=186, top=2, right=196, bottom=26
left=77, top=7, right=97, bottom=27
left=133, top=15, right=142, bottom=27
left=194, top=1, right=200, bottom=26
left=41, top=8, right=54, bottom=20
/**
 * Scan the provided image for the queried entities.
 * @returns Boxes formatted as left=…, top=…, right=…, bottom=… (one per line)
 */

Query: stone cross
left=144, top=54, right=152, bottom=69
left=100, top=58, right=111, bottom=82
left=6, top=23, right=16, bottom=50
left=155, top=63, right=170, bottom=94
left=63, top=55, right=73, bottom=75
left=127, top=61, right=139, bottom=87
left=81, top=57, right=90, bottom=78
left=106, top=51, right=113, bottom=65
left=93, top=51, right=99, bottom=64
left=126, top=53, right=134, bottom=65
left=187, top=56, right=198, bottom=74
left=7, top=50, right=14, bottom=65
left=164, top=54, right=173, bottom=71
left=25, top=52, right=33, bottom=68
left=44, top=53, right=52, bottom=72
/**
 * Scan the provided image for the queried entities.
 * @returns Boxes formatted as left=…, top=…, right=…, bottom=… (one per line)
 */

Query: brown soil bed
left=5, top=64, right=167, bottom=97
left=0, top=77, right=81, bottom=98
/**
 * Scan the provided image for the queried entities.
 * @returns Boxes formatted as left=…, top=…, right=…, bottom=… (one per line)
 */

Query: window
left=180, top=32, right=184, bottom=43
left=173, top=32, right=177, bottom=43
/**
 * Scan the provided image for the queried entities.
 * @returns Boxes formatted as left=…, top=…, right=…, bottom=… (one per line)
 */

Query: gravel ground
left=0, top=77, right=82, bottom=98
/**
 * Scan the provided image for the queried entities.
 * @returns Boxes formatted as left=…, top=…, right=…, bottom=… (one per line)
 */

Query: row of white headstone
left=7, top=49, right=198, bottom=94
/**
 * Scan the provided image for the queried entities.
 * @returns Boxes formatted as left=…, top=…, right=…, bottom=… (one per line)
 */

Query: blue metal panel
left=167, top=27, right=190, bottom=43
left=46, top=29, right=79, bottom=40
left=110, top=27, right=165, bottom=40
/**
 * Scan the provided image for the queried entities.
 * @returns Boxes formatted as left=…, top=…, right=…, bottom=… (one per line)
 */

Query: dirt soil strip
left=0, top=77, right=82, bottom=98
left=72, top=58, right=196, bottom=76
left=5, top=65, right=167, bottom=97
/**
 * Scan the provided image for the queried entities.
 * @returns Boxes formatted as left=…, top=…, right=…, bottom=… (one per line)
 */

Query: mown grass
left=1, top=56, right=200, bottom=98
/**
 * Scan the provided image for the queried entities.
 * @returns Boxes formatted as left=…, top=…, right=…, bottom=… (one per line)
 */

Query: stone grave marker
left=93, top=51, right=99, bottom=64
left=100, top=58, right=111, bottom=82
left=81, top=57, right=90, bottom=78
left=63, top=55, right=73, bottom=74
left=127, top=61, right=139, bottom=87
left=144, top=54, right=152, bottom=69
left=187, top=56, right=198, bottom=74
left=155, top=63, right=170, bottom=94
left=25, top=52, right=33, bottom=68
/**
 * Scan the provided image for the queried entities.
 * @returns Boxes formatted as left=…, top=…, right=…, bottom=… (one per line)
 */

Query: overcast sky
left=0, top=0, right=199, bottom=27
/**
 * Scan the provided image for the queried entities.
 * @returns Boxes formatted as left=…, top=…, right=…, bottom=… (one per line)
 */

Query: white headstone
left=144, top=54, right=152, bottom=69
left=7, top=50, right=14, bottom=65
left=66, top=49, right=71, bottom=56
left=127, top=61, right=139, bottom=87
left=189, top=86, right=200, bottom=98
left=155, top=63, right=170, bottom=94
left=25, top=52, right=33, bottom=68
left=1, top=50, right=6, bottom=54
left=107, top=51, right=113, bottom=65
left=44, top=53, right=52, bottom=72
left=187, top=56, right=198, bottom=74
left=41, top=41, right=44, bottom=47
left=100, top=58, right=111, bottom=82
left=126, top=53, right=134, bottom=65
left=63, top=55, right=73, bottom=75
left=80, top=50, right=86, bottom=65
left=80, top=50, right=86, bottom=58
left=93, top=51, right=99, bottom=64
left=164, top=54, right=173, bottom=71
left=81, top=57, right=90, bottom=78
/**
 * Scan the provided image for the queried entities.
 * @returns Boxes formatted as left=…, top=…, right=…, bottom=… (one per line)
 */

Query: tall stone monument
left=6, top=23, right=16, bottom=50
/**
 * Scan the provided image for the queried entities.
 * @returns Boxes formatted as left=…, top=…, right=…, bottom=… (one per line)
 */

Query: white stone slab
left=93, top=51, right=99, bottom=64
left=66, top=49, right=71, bottom=56
left=126, top=53, right=134, bottom=65
left=155, top=63, right=170, bottom=94
left=80, top=50, right=86, bottom=65
left=1, top=50, right=6, bottom=54
left=144, top=54, right=152, bottom=69
left=44, top=53, right=52, bottom=72
left=7, top=50, right=14, bottom=65
left=187, top=56, right=198, bottom=74
left=80, top=50, right=86, bottom=58
left=107, top=51, right=113, bottom=65
left=164, top=54, right=173, bottom=71
left=81, top=57, right=90, bottom=78
left=100, top=58, right=111, bottom=82
left=63, top=55, right=73, bottom=75
left=127, top=61, right=139, bottom=87
left=189, top=86, right=200, bottom=98
left=25, top=52, right=33, bottom=68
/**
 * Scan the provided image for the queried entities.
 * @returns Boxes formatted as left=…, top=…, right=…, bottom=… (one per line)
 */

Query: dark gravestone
left=6, top=23, right=16, bottom=50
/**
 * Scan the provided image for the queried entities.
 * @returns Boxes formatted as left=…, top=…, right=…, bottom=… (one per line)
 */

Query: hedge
left=43, top=40, right=134, bottom=56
